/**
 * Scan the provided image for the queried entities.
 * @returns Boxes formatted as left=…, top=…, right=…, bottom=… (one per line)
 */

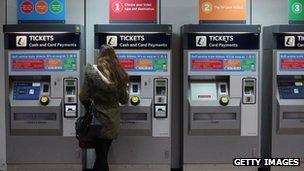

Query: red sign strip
left=12, top=59, right=45, bottom=70
left=192, top=59, right=223, bottom=70
left=281, top=59, right=304, bottom=70
left=119, top=59, right=135, bottom=69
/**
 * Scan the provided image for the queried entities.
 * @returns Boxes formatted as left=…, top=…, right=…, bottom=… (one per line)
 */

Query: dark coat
left=79, top=64, right=129, bottom=139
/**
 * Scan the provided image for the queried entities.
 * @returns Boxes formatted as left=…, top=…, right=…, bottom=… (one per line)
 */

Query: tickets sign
left=17, top=0, right=65, bottom=23
left=276, top=33, right=304, bottom=49
left=96, top=32, right=170, bottom=50
left=6, top=33, right=80, bottom=50
left=186, top=33, right=259, bottom=50
left=199, top=0, right=246, bottom=23
left=109, top=0, right=157, bottom=23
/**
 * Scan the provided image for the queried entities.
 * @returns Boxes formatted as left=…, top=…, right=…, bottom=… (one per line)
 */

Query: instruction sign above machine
left=109, top=0, right=157, bottom=23
left=190, top=53, right=256, bottom=72
left=9, top=52, right=78, bottom=72
left=276, top=33, right=304, bottom=49
left=17, top=0, right=65, bottom=23
left=117, top=53, right=168, bottom=72
left=186, top=33, right=259, bottom=50
left=5, top=33, right=80, bottom=50
left=199, top=0, right=247, bottom=23
left=279, top=53, right=304, bottom=71
left=96, top=33, right=170, bottom=49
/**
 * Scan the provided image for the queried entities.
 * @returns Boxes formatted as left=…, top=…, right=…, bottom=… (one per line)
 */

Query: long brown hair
left=97, top=45, right=129, bottom=88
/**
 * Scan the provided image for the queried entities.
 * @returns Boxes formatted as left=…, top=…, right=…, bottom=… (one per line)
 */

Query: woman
left=79, top=45, right=129, bottom=171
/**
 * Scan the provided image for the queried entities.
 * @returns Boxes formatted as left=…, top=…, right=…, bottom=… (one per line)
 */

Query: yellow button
left=130, top=96, right=140, bottom=106
left=40, top=96, right=50, bottom=106
left=219, top=96, right=229, bottom=106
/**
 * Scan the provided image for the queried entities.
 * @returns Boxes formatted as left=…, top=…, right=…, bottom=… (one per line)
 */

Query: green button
left=50, top=0, right=63, bottom=14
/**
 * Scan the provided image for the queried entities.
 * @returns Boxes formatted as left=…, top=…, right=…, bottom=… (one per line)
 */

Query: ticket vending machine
left=3, top=24, right=84, bottom=171
left=182, top=24, right=261, bottom=171
left=93, top=25, right=172, bottom=171
left=263, top=25, right=304, bottom=170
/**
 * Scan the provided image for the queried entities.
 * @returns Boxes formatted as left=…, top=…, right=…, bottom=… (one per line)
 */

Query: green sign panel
left=289, top=0, right=304, bottom=22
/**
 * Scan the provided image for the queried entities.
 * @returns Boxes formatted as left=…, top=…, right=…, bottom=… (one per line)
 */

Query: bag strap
left=88, top=79, right=94, bottom=104
left=87, top=74, right=99, bottom=118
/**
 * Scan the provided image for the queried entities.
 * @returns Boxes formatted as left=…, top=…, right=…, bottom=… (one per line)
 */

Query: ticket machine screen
left=13, top=82, right=41, bottom=100
left=190, top=82, right=228, bottom=101
left=278, top=80, right=304, bottom=99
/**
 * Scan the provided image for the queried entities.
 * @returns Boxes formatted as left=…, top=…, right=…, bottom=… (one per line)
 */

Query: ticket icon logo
left=285, top=36, right=295, bottom=47
left=106, top=36, right=118, bottom=47
left=16, top=36, right=27, bottom=47
left=196, top=36, right=207, bottom=47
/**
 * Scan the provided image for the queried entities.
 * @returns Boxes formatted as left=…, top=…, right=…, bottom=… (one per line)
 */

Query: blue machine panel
left=17, top=0, right=65, bottom=23
left=13, top=82, right=41, bottom=100
left=278, top=81, right=304, bottom=99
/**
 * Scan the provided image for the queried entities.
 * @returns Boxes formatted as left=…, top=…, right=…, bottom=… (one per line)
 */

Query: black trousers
left=93, top=139, right=113, bottom=171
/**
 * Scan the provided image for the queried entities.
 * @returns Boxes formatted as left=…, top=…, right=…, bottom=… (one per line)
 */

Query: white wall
left=252, top=0, right=288, bottom=25
left=86, top=0, right=109, bottom=64
left=0, top=0, right=7, bottom=170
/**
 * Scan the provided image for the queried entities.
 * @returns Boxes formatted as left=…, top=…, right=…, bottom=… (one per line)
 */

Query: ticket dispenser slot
left=154, top=78, right=168, bottom=118
left=242, top=78, right=256, bottom=104
left=120, top=76, right=152, bottom=136
left=277, top=76, right=304, bottom=134
left=189, top=78, right=241, bottom=135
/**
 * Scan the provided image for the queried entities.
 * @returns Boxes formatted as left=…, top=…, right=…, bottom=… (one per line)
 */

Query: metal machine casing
left=263, top=25, right=304, bottom=170
left=92, top=24, right=172, bottom=170
left=182, top=24, right=261, bottom=170
left=3, top=24, right=84, bottom=170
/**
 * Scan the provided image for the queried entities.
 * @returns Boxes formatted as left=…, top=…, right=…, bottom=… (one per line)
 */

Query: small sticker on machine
left=32, top=83, right=40, bottom=87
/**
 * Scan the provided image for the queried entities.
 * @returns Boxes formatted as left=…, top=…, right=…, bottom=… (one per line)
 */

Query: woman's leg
left=93, top=139, right=113, bottom=171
